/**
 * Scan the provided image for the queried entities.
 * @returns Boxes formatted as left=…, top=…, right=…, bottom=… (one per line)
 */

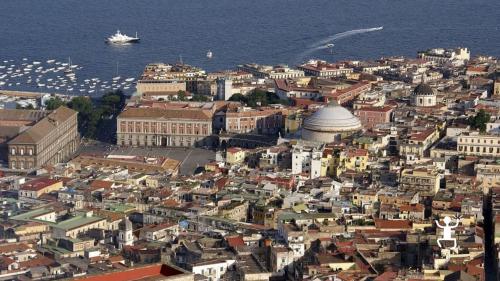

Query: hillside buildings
left=0, top=46, right=498, bottom=281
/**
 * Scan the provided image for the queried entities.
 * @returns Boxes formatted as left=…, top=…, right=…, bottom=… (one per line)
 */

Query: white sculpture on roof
left=435, top=216, right=460, bottom=249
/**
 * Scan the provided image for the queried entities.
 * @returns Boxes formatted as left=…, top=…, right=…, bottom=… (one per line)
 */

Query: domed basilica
left=301, top=102, right=362, bottom=143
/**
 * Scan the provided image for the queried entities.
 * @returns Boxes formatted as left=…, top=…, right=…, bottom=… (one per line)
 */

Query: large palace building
left=0, top=106, right=79, bottom=170
left=116, top=102, right=216, bottom=147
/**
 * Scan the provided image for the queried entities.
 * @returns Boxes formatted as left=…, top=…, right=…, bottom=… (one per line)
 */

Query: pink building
left=354, top=106, right=393, bottom=129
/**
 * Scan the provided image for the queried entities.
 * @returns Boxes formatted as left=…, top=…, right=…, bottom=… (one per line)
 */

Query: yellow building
left=330, top=148, right=369, bottom=177
left=400, top=168, right=441, bottom=195
left=341, top=148, right=368, bottom=171
left=457, top=131, right=500, bottom=157
left=352, top=190, right=378, bottom=208
left=226, top=147, right=246, bottom=165
left=494, top=79, right=500, bottom=96
left=400, top=128, right=440, bottom=158
left=19, top=178, right=63, bottom=199
left=320, top=154, right=334, bottom=177
left=475, top=162, right=500, bottom=193
left=14, top=222, right=50, bottom=236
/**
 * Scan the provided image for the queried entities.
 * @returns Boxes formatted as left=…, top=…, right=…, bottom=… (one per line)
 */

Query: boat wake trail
left=294, top=26, right=383, bottom=64
left=309, top=26, right=383, bottom=48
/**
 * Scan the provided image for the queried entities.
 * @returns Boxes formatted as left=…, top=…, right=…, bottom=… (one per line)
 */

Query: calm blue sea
left=0, top=0, right=499, bottom=94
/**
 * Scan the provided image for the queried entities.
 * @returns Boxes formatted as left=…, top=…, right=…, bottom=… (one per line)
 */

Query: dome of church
left=412, top=83, right=437, bottom=107
left=119, top=218, right=133, bottom=231
left=413, top=83, right=435, bottom=96
left=302, top=102, right=362, bottom=143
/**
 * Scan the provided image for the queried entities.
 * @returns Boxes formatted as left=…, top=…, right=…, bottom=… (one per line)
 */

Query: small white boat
left=112, top=76, right=121, bottom=81
left=47, top=59, right=55, bottom=64
left=125, top=78, right=135, bottom=82
left=206, top=50, right=213, bottom=59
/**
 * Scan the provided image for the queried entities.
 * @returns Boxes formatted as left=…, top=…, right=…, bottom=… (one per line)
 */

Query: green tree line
left=228, top=89, right=290, bottom=107
left=45, top=90, right=127, bottom=140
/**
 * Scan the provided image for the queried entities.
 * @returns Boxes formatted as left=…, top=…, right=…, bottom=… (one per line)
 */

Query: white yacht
left=106, top=30, right=140, bottom=44
left=207, top=50, right=213, bottom=59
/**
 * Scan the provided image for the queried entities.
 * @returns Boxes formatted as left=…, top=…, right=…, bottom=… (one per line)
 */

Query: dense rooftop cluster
left=0, top=46, right=499, bottom=281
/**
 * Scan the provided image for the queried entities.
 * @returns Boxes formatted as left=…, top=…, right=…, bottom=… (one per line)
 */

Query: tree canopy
left=468, top=109, right=491, bottom=132
left=228, top=89, right=290, bottom=107
left=47, top=90, right=128, bottom=140
left=45, top=97, right=65, bottom=110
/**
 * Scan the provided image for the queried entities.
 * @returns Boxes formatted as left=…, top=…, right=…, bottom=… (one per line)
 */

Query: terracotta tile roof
left=9, top=106, right=76, bottom=144
left=226, top=236, right=245, bottom=248
left=356, top=106, right=393, bottom=113
left=409, top=128, right=435, bottom=141
left=345, top=148, right=368, bottom=158
left=0, top=109, right=47, bottom=122
left=119, top=107, right=212, bottom=120
left=90, top=180, right=114, bottom=189
left=108, top=255, right=125, bottom=264
left=73, top=263, right=187, bottom=281
left=0, top=242, right=32, bottom=255
left=374, top=271, right=397, bottom=281
left=227, top=147, right=243, bottom=154
left=20, top=177, right=61, bottom=191
left=18, top=255, right=55, bottom=268
left=399, top=203, right=424, bottom=213
left=374, top=219, right=412, bottom=230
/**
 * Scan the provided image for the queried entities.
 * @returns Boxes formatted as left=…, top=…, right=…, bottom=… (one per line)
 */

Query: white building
left=418, top=47, right=470, bottom=66
left=117, top=218, right=134, bottom=249
left=292, top=144, right=322, bottom=179
left=192, top=259, right=236, bottom=281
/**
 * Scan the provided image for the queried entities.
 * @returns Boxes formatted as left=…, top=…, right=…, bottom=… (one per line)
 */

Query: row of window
left=459, top=138, right=500, bottom=144
left=120, top=121, right=209, bottom=135
left=10, top=160, right=34, bottom=170
left=11, top=148, right=33, bottom=156
left=458, top=146, right=500, bottom=154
